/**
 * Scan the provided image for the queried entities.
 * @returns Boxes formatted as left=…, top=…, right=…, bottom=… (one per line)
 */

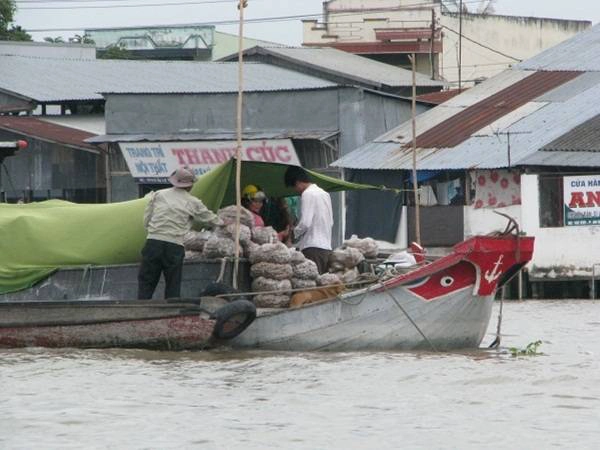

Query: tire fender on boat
left=211, top=299, right=256, bottom=340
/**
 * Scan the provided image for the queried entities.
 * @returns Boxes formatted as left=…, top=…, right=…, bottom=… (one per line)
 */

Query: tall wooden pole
left=410, top=53, right=421, bottom=246
left=233, top=0, right=247, bottom=289
left=458, top=0, right=463, bottom=92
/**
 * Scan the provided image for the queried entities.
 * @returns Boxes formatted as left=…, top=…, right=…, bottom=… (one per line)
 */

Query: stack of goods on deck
left=249, top=242, right=292, bottom=308
left=326, top=236, right=379, bottom=284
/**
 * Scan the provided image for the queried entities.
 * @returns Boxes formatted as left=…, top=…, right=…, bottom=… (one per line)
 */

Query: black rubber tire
left=200, top=282, right=239, bottom=299
left=211, top=299, right=256, bottom=340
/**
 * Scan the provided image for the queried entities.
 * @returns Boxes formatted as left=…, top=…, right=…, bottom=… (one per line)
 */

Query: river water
left=1, top=300, right=599, bottom=450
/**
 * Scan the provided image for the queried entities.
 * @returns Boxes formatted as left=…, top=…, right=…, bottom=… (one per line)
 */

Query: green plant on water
left=509, top=340, right=543, bottom=357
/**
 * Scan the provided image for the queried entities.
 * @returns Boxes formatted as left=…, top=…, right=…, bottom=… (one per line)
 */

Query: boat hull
left=0, top=315, right=216, bottom=350
left=231, top=286, right=493, bottom=351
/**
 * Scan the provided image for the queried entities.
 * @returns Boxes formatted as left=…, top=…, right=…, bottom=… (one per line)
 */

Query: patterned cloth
left=473, top=170, right=521, bottom=209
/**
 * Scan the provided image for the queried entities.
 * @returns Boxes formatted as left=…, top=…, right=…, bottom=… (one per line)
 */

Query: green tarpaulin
left=0, top=160, right=384, bottom=294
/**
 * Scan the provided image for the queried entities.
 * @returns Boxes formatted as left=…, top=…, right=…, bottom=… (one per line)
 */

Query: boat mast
left=233, top=0, right=248, bottom=289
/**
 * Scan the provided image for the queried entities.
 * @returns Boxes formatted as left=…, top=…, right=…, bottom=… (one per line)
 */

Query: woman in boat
left=241, top=184, right=266, bottom=227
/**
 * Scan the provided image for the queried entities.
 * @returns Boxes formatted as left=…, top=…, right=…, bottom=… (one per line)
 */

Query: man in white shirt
left=138, top=167, right=221, bottom=299
left=284, top=166, right=333, bottom=274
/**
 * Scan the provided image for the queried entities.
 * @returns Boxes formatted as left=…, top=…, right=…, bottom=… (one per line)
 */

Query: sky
left=13, top=0, right=600, bottom=44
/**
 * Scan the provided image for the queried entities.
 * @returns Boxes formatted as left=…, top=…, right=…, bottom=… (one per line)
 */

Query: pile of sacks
left=325, top=235, right=379, bottom=285
left=248, top=244, right=320, bottom=308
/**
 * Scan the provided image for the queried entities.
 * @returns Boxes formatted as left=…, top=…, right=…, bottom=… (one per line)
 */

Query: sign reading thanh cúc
left=563, top=174, right=600, bottom=226
left=119, top=140, right=301, bottom=183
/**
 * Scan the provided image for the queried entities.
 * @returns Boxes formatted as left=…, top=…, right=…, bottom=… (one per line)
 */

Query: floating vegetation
left=509, top=340, right=543, bottom=357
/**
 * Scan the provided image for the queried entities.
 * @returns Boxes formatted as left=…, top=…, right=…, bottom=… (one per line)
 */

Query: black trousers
left=302, top=247, right=332, bottom=275
left=137, top=239, right=185, bottom=300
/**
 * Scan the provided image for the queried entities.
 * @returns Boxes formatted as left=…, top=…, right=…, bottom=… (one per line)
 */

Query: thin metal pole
left=430, top=8, right=436, bottom=79
left=233, top=0, right=247, bottom=289
left=458, top=0, right=463, bottom=92
left=507, top=131, right=511, bottom=167
left=410, top=53, right=421, bottom=246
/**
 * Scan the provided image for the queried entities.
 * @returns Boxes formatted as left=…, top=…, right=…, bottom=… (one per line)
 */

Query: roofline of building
left=441, top=11, right=592, bottom=26
left=85, top=23, right=216, bottom=33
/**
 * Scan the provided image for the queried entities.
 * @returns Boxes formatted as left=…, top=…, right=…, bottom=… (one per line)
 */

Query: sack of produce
left=251, top=277, right=292, bottom=295
left=184, top=250, right=203, bottom=261
left=183, top=230, right=213, bottom=252
left=215, top=223, right=252, bottom=245
left=289, top=248, right=306, bottom=265
left=202, top=236, right=236, bottom=259
left=341, top=267, right=360, bottom=284
left=251, top=226, right=279, bottom=245
left=291, top=278, right=317, bottom=289
left=317, top=273, right=343, bottom=287
left=249, top=242, right=292, bottom=265
left=343, top=235, right=379, bottom=259
left=329, top=247, right=365, bottom=271
left=254, top=294, right=290, bottom=308
left=293, top=260, right=319, bottom=280
left=250, top=262, right=293, bottom=281
left=217, top=205, right=254, bottom=229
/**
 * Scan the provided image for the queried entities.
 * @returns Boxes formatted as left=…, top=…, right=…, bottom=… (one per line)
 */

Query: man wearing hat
left=138, top=167, right=222, bottom=299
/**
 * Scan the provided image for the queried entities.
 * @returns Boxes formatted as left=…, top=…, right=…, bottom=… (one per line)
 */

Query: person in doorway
left=241, top=184, right=266, bottom=227
left=138, top=167, right=221, bottom=299
left=284, top=166, right=333, bottom=274
left=450, top=186, right=465, bottom=206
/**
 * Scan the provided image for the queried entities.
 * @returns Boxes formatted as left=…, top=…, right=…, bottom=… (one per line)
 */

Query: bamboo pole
left=233, top=0, right=247, bottom=289
left=409, top=53, right=421, bottom=246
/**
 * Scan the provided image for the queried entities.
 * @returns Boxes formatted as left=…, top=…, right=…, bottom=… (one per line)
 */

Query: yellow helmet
left=242, top=184, right=266, bottom=201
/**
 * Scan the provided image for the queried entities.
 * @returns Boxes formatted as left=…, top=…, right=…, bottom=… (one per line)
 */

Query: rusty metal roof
left=409, top=71, right=582, bottom=149
left=0, top=117, right=99, bottom=152
left=416, top=89, right=464, bottom=105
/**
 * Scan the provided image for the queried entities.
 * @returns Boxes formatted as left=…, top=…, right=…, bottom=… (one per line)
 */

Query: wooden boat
left=0, top=297, right=256, bottom=350
left=230, top=233, right=534, bottom=351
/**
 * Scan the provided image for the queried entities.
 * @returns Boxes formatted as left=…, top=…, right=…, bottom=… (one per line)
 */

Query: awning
left=86, top=130, right=340, bottom=144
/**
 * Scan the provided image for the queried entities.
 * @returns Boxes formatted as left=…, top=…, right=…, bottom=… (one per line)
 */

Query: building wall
left=303, top=0, right=589, bottom=84
left=105, top=90, right=340, bottom=135
left=520, top=174, right=600, bottom=280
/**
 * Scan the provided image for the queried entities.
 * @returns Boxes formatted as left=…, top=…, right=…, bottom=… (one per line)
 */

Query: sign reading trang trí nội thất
left=563, top=174, right=600, bottom=226
left=119, top=140, right=301, bottom=183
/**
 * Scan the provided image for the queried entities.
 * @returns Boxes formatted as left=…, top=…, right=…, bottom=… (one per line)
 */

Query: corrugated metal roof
left=518, top=150, right=600, bottom=167
left=334, top=69, right=600, bottom=170
left=416, top=88, right=464, bottom=104
left=518, top=23, right=600, bottom=72
left=0, top=116, right=99, bottom=151
left=541, top=114, right=600, bottom=152
left=224, top=46, right=446, bottom=89
left=86, top=130, right=340, bottom=144
left=0, top=56, right=337, bottom=102
left=409, top=71, right=582, bottom=149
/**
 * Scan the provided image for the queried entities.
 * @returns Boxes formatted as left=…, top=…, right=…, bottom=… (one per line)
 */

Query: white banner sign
left=119, top=139, right=300, bottom=183
left=563, top=174, right=600, bottom=226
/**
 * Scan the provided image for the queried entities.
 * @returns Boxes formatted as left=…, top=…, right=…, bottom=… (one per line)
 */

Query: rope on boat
left=216, top=257, right=229, bottom=283
left=381, top=281, right=438, bottom=352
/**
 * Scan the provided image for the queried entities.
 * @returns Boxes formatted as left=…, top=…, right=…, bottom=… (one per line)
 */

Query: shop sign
left=119, top=139, right=300, bottom=183
left=563, top=174, right=600, bottom=226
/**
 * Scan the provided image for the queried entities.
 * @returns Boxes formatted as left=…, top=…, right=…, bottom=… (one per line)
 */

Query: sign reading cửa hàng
left=119, top=140, right=300, bottom=183
left=563, top=174, right=600, bottom=226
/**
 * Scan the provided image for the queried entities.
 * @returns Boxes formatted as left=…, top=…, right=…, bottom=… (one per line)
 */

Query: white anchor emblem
left=484, top=255, right=504, bottom=283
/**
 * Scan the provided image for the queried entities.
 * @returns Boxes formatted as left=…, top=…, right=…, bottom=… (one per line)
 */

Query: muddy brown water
left=1, top=300, right=599, bottom=449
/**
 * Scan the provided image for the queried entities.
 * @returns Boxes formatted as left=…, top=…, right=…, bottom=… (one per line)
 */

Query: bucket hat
left=168, top=167, right=196, bottom=188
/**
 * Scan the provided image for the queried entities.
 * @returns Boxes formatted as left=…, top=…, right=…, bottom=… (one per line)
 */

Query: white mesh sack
left=215, top=223, right=252, bottom=245
left=254, top=294, right=291, bottom=308
left=251, top=226, right=279, bottom=245
left=343, top=235, right=379, bottom=259
left=249, top=242, right=292, bottom=265
left=250, top=262, right=293, bottom=281
left=183, top=230, right=213, bottom=252
left=217, top=205, right=254, bottom=229
left=252, top=277, right=292, bottom=295
left=291, top=278, right=317, bottom=289
left=293, top=260, right=319, bottom=280
left=317, top=273, right=342, bottom=287
left=289, top=248, right=306, bottom=265
left=329, top=247, right=365, bottom=270
left=202, top=236, right=236, bottom=259
left=184, top=250, right=203, bottom=261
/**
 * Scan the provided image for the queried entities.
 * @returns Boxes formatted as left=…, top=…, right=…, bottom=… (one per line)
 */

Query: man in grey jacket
left=138, top=167, right=221, bottom=299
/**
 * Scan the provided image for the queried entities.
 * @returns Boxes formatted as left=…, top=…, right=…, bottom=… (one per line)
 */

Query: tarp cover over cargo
left=0, top=159, right=382, bottom=294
